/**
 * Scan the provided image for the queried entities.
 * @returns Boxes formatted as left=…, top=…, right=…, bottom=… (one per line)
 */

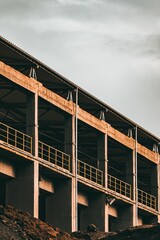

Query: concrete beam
left=0, top=159, right=15, bottom=178
left=137, top=143, right=158, bottom=164
left=108, top=125, right=135, bottom=150
left=108, top=206, right=118, bottom=217
left=78, top=192, right=89, bottom=207
left=38, top=86, right=73, bottom=115
left=0, top=61, right=41, bottom=93
left=0, top=61, right=73, bottom=115
left=39, top=177, right=54, bottom=193
left=78, top=107, right=108, bottom=133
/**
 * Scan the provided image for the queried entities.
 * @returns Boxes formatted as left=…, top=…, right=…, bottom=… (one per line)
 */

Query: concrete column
left=26, top=92, right=38, bottom=157
left=151, top=165, right=158, bottom=198
left=45, top=179, right=73, bottom=232
left=25, top=91, right=39, bottom=217
left=64, top=114, right=77, bottom=231
left=133, top=148, right=138, bottom=226
left=6, top=161, right=39, bottom=218
left=105, top=204, right=109, bottom=232
left=125, top=151, right=136, bottom=227
left=97, top=133, right=108, bottom=231
left=97, top=133, right=108, bottom=188
left=151, top=153, right=160, bottom=222
left=156, top=152, right=160, bottom=222
left=79, top=192, right=106, bottom=231
left=126, top=152, right=133, bottom=186
left=64, top=115, right=75, bottom=173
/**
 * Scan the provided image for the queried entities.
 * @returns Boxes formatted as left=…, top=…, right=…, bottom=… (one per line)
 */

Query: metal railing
left=0, top=122, right=32, bottom=154
left=138, top=189, right=156, bottom=210
left=38, top=141, right=70, bottom=171
left=77, top=160, right=103, bottom=185
left=108, top=174, right=132, bottom=198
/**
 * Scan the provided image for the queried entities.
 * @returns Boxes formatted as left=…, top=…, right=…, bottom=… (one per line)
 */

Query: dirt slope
left=0, top=205, right=160, bottom=240
left=0, top=205, right=73, bottom=239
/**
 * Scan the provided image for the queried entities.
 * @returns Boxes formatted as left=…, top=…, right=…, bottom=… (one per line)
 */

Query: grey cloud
left=109, top=0, right=160, bottom=16
left=100, top=34, right=160, bottom=59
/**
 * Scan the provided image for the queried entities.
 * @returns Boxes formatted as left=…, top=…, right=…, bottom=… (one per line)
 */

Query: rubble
left=104, top=224, right=160, bottom=240
left=0, top=205, right=74, bottom=239
left=0, top=205, right=160, bottom=239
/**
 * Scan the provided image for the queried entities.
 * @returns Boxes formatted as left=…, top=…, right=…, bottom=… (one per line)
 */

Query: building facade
left=0, top=36, right=159, bottom=232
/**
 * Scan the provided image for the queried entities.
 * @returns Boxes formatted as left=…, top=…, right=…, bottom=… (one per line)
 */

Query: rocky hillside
left=0, top=205, right=160, bottom=240
left=0, top=205, right=72, bottom=239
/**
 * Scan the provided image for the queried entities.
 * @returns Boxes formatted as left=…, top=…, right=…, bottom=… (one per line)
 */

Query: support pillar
left=151, top=165, right=158, bottom=200
left=26, top=92, right=38, bottom=157
left=97, top=133, right=108, bottom=188
left=25, top=91, right=39, bottom=217
left=125, top=151, right=137, bottom=227
left=133, top=146, right=138, bottom=226
left=155, top=152, right=160, bottom=222
left=64, top=114, right=77, bottom=231
left=97, top=133, right=108, bottom=231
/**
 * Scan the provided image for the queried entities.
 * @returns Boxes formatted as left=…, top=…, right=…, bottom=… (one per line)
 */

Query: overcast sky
left=0, top=0, right=160, bottom=138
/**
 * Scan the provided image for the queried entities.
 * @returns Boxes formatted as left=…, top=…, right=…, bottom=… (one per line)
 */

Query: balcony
left=38, top=141, right=70, bottom=171
left=108, top=174, right=132, bottom=199
left=138, top=189, right=156, bottom=210
left=0, top=122, right=157, bottom=210
left=77, top=160, right=103, bottom=185
left=0, top=122, right=32, bottom=154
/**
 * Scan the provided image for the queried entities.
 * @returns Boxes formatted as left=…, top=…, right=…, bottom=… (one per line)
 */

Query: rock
left=87, top=224, right=97, bottom=233
left=0, top=205, right=5, bottom=214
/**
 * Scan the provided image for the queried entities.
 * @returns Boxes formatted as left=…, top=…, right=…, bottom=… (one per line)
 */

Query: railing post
left=120, top=180, right=122, bottom=195
left=42, top=142, right=44, bottom=159
left=7, top=126, right=9, bottom=144
left=62, top=152, right=64, bottom=168
left=15, top=130, right=17, bottom=148
left=30, top=137, right=32, bottom=155
left=23, top=134, right=25, bottom=151
left=48, top=146, right=50, bottom=162
left=55, top=149, right=57, bottom=165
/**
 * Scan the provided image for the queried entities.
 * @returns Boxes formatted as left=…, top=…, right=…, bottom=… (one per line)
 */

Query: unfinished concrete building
left=0, top=35, right=159, bottom=232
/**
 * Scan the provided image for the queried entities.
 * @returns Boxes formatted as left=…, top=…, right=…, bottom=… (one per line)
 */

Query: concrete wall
left=6, top=161, right=39, bottom=217
left=45, top=179, right=73, bottom=232
left=109, top=204, right=135, bottom=231
left=78, top=192, right=106, bottom=231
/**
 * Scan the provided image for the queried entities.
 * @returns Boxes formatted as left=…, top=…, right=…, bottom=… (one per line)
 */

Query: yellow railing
left=77, top=160, right=103, bottom=185
left=0, top=122, right=32, bottom=154
left=38, top=141, right=70, bottom=171
left=108, top=174, right=131, bottom=198
left=138, top=189, right=156, bottom=210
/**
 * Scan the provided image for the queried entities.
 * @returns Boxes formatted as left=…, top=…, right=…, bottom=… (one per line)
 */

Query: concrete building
left=0, top=35, right=159, bottom=232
